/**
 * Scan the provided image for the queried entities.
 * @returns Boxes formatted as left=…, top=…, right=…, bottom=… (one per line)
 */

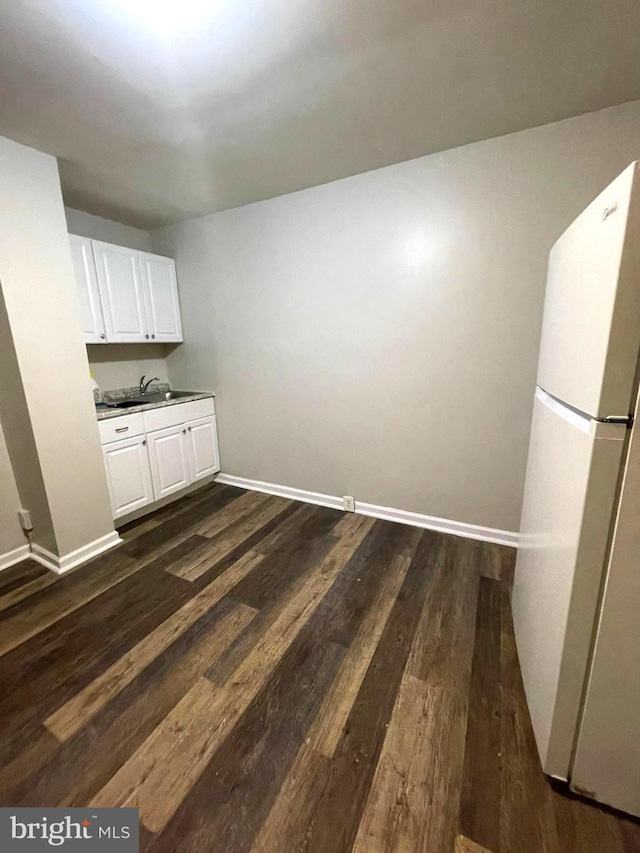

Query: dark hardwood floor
left=1, top=481, right=639, bottom=852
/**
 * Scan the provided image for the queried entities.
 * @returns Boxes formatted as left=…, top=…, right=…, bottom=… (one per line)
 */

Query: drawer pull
left=115, top=426, right=129, bottom=433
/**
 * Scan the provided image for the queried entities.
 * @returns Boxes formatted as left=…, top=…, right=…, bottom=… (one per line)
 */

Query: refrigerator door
left=512, top=389, right=626, bottom=780
left=537, top=161, right=640, bottom=419
left=571, top=394, right=640, bottom=817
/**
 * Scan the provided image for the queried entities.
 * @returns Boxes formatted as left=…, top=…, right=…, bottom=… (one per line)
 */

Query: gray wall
left=155, top=100, right=640, bottom=534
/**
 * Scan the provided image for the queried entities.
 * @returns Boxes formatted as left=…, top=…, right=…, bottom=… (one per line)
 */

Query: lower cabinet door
left=186, top=415, right=221, bottom=481
left=102, top=436, right=154, bottom=519
left=147, top=424, right=191, bottom=500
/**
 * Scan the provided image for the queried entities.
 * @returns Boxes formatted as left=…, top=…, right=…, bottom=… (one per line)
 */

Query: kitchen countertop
left=96, top=391, right=214, bottom=421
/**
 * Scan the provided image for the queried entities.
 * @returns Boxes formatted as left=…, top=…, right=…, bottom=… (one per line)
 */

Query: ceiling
left=1, top=0, right=640, bottom=229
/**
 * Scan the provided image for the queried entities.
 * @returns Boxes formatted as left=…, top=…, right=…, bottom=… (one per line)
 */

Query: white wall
left=0, top=136, right=115, bottom=558
left=154, top=100, right=640, bottom=535
left=65, top=207, right=151, bottom=251
left=87, top=344, right=171, bottom=393
left=0, top=416, right=25, bottom=556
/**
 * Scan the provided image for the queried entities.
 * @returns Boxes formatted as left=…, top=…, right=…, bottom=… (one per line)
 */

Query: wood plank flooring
left=1, top=481, right=639, bottom=852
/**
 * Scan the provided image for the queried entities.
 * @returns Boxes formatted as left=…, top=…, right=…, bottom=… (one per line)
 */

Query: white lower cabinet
left=147, top=425, right=191, bottom=500
left=102, top=435, right=154, bottom=519
left=98, top=398, right=219, bottom=520
left=186, top=416, right=220, bottom=481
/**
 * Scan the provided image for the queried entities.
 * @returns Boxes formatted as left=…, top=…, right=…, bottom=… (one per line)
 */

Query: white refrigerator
left=513, top=161, right=640, bottom=817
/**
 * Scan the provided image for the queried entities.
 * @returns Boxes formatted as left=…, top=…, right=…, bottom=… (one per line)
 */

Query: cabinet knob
left=151, top=334, right=156, bottom=339
left=100, top=333, right=106, bottom=339
left=142, top=440, right=147, bottom=446
left=183, top=429, right=186, bottom=434
left=145, top=334, right=149, bottom=339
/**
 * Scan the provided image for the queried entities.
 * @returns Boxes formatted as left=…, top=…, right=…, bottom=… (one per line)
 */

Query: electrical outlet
left=343, top=495, right=355, bottom=513
left=18, top=508, right=33, bottom=532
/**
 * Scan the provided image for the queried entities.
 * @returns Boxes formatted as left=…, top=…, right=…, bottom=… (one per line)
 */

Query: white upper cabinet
left=69, top=236, right=184, bottom=345
left=139, top=252, right=183, bottom=342
left=69, top=235, right=106, bottom=343
left=92, top=241, right=148, bottom=343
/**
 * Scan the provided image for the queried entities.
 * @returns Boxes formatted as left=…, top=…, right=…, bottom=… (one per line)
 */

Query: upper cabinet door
left=139, top=253, right=183, bottom=342
left=93, top=241, right=149, bottom=343
left=69, top=235, right=106, bottom=343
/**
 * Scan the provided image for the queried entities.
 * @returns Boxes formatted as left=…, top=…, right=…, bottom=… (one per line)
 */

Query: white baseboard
left=215, top=474, right=518, bottom=548
left=31, top=531, right=123, bottom=575
left=354, top=501, right=519, bottom=547
left=216, top=474, right=344, bottom=511
left=0, top=544, right=31, bottom=572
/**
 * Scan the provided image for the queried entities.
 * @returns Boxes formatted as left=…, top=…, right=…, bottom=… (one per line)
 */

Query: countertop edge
left=96, top=392, right=215, bottom=421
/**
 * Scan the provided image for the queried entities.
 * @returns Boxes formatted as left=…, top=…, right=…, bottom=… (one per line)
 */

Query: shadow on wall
left=86, top=342, right=180, bottom=364
left=86, top=342, right=181, bottom=391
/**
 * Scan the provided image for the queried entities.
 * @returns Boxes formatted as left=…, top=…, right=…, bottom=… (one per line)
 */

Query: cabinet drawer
left=143, top=398, right=214, bottom=432
left=98, top=412, right=146, bottom=445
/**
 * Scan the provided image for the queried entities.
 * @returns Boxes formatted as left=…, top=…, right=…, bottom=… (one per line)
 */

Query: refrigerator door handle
left=597, top=415, right=633, bottom=426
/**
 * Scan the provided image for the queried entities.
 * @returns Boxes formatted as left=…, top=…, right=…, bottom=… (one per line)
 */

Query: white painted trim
left=0, top=544, right=31, bottom=572
left=31, top=531, right=123, bottom=575
left=215, top=474, right=518, bottom=548
left=354, top=501, right=519, bottom=547
left=215, top=474, right=344, bottom=511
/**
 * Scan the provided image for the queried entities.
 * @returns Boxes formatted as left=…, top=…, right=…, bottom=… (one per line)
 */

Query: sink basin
left=102, top=390, right=204, bottom=410
left=137, top=390, right=201, bottom=403
left=104, top=400, right=144, bottom=409
left=106, top=391, right=201, bottom=409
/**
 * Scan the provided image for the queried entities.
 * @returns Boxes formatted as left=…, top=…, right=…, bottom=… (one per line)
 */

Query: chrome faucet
left=139, top=375, right=160, bottom=396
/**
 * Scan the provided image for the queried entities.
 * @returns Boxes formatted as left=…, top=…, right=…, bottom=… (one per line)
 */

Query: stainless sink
left=104, top=390, right=203, bottom=409
left=105, top=400, right=143, bottom=409
left=137, top=390, right=201, bottom=403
